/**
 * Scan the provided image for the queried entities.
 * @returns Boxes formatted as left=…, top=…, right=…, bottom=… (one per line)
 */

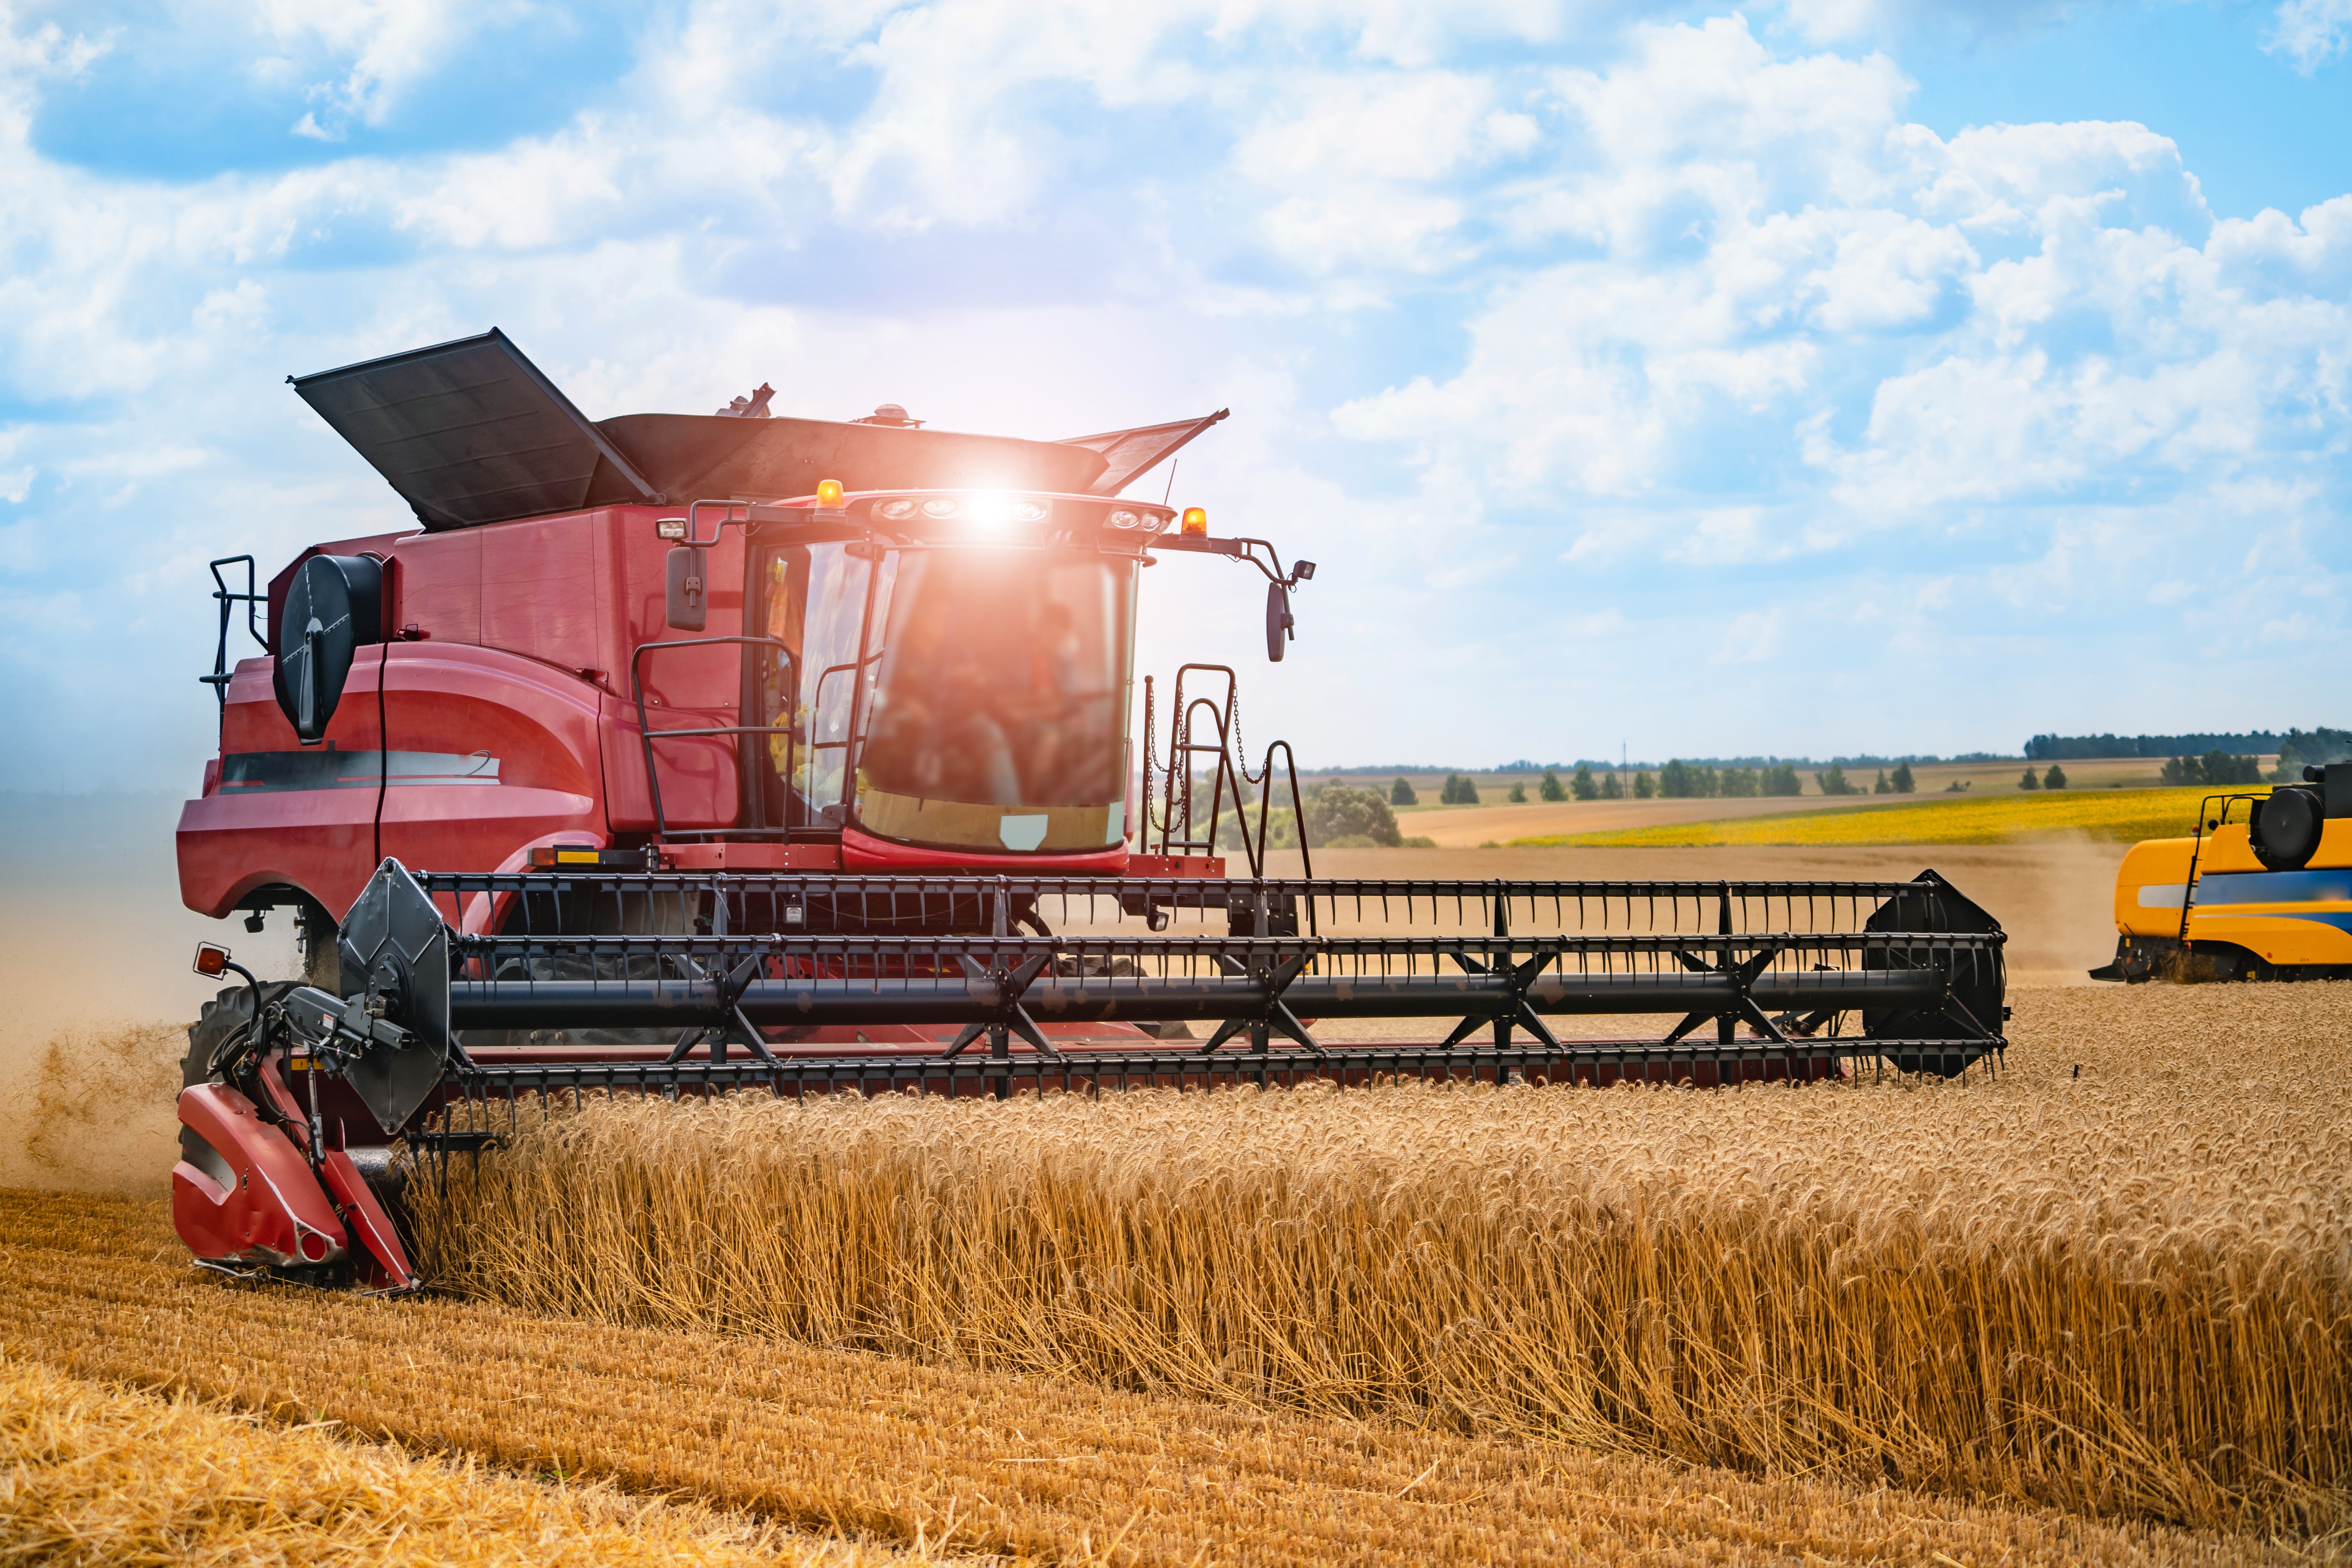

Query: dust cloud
left=0, top=793, right=300, bottom=1194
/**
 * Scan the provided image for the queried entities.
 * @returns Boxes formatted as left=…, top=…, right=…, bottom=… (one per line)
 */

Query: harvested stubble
left=0, top=1189, right=2303, bottom=1568
left=0, top=1353, right=854, bottom=1566
left=408, top=984, right=2352, bottom=1537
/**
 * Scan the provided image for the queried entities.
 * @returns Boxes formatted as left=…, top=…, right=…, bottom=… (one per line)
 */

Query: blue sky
left=1, top=0, right=2347, bottom=787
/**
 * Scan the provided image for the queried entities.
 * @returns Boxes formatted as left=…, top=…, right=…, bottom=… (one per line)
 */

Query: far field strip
left=0, top=1182, right=2291, bottom=1568
left=1511, top=785, right=2236, bottom=849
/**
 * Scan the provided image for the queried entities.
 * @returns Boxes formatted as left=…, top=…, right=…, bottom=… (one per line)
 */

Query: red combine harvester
left=174, top=330, right=2007, bottom=1289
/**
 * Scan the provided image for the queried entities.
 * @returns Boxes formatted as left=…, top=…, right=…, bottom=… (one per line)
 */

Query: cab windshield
left=853, top=548, right=1135, bottom=853
left=753, top=538, right=1136, bottom=853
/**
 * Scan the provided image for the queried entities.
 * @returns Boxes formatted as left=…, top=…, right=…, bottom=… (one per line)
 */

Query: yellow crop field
left=0, top=1355, right=842, bottom=1567
left=1512, top=785, right=2247, bottom=848
left=0, top=1161, right=2308, bottom=1567
left=402, top=983, right=2352, bottom=1539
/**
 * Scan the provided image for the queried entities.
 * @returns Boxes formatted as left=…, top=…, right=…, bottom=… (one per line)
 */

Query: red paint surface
left=840, top=825, right=1129, bottom=875
left=182, top=498, right=1170, bottom=924
left=171, top=1082, right=348, bottom=1269
left=317, top=1148, right=418, bottom=1290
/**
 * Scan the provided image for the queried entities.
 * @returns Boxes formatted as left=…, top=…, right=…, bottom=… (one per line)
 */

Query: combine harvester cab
left=2092, top=765, right=2352, bottom=983
left=172, top=330, right=2011, bottom=1288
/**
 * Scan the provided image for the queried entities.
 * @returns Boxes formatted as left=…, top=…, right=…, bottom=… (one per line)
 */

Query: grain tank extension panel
left=291, top=329, right=1195, bottom=530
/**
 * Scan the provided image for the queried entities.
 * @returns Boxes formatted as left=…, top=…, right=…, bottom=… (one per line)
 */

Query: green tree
left=1632, top=770, right=1655, bottom=799
left=2202, top=750, right=2262, bottom=785
left=1507, top=780, right=1527, bottom=803
left=1873, top=768, right=1892, bottom=794
left=2275, top=728, right=2352, bottom=780
left=2019, top=766, right=2041, bottom=790
left=1441, top=772, right=1479, bottom=805
left=1815, top=763, right=1860, bottom=796
left=1721, top=767, right=1759, bottom=798
left=1600, top=770, right=1624, bottom=800
left=1390, top=776, right=1418, bottom=807
left=1540, top=769, right=1567, bottom=801
left=1660, top=759, right=1693, bottom=798
left=1762, top=763, right=1802, bottom=797
left=2043, top=763, right=2068, bottom=790
left=1571, top=763, right=1598, bottom=800
left=1305, top=785, right=1403, bottom=846
left=1891, top=761, right=1915, bottom=793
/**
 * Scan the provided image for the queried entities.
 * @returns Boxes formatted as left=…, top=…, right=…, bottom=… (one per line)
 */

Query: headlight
left=920, top=497, right=961, bottom=519
left=1107, top=509, right=1141, bottom=530
left=1140, top=514, right=1164, bottom=533
left=1011, top=500, right=1052, bottom=523
left=874, top=498, right=919, bottom=521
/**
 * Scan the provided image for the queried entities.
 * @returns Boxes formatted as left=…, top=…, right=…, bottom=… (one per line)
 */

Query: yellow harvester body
left=2097, top=798, right=2352, bottom=981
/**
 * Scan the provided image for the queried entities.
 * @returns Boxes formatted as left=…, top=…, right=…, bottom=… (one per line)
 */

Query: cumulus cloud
left=2267, top=0, right=2352, bottom=70
left=258, top=0, right=522, bottom=135
left=0, top=0, right=2346, bottom=783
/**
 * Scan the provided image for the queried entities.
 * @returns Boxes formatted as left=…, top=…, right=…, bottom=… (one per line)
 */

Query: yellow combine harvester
left=2093, top=764, right=2351, bottom=981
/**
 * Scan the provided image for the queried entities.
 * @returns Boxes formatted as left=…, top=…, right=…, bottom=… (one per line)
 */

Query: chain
left=1227, top=691, right=1265, bottom=787
left=1140, top=677, right=1165, bottom=841
left=1139, top=673, right=1273, bottom=844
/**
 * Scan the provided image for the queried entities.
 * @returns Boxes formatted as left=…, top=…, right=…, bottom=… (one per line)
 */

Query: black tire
left=178, top=982, right=295, bottom=1167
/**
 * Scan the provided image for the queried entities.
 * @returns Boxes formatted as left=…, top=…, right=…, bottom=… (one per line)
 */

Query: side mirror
left=1265, top=581, right=1294, bottom=662
left=273, top=554, right=383, bottom=746
left=665, top=546, right=707, bottom=631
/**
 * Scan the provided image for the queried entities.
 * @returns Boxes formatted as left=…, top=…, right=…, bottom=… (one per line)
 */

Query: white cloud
left=1712, top=607, right=1782, bottom=662
left=0, top=0, right=2347, bottom=782
left=2267, top=0, right=2352, bottom=70
left=257, top=0, right=518, bottom=133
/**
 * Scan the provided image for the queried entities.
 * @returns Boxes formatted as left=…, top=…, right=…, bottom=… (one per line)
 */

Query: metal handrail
left=201, top=555, right=266, bottom=717
left=1249, top=740, right=1316, bottom=911
left=631, top=636, right=796, bottom=844
left=2176, top=789, right=2269, bottom=944
left=1153, top=664, right=1248, bottom=863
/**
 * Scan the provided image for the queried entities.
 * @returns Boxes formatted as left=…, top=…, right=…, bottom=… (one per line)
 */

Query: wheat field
left=0, top=1354, right=890, bottom=1567
left=0, top=1184, right=2309, bottom=1568
left=406, top=983, right=2351, bottom=1538
left=1512, top=786, right=2233, bottom=848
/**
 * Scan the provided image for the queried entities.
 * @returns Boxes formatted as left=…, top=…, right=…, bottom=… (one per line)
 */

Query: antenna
left=1163, top=459, right=1178, bottom=506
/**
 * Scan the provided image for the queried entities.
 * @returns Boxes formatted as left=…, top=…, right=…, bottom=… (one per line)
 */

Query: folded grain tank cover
left=292, top=330, right=664, bottom=530
left=294, top=329, right=1137, bottom=529
left=1057, top=409, right=1229, bottom=496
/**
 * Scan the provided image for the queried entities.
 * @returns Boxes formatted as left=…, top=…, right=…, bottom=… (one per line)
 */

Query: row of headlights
left=870, top=495, right=1055, bottom=524
left=864, top=494, right=1169, bottom=532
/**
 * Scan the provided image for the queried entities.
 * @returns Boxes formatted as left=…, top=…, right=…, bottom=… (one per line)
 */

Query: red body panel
left=317, top=1148, right=420, bottom=1290
left=172, top=1082, right=348, bottom=1269
left=841, top=825, right=1128, bottom=875
left=181, top=500, right=1137, bottom=922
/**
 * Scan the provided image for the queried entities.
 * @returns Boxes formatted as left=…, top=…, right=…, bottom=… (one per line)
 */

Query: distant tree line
left=2024, top=728, right=2351, bottom=763
left=2276, top=728, right=2352, bottom=778
left=2159, top=752, right=2266, bottom=788
left=1652, top=759, right=1813, bottom=798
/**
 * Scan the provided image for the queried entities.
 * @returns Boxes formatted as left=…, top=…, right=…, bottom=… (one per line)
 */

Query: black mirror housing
left=665, top=546, right=708, bottom=631
left=273, top=553, right=383, bottom=746
left=1265, top=581, right=1293, bottom=662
